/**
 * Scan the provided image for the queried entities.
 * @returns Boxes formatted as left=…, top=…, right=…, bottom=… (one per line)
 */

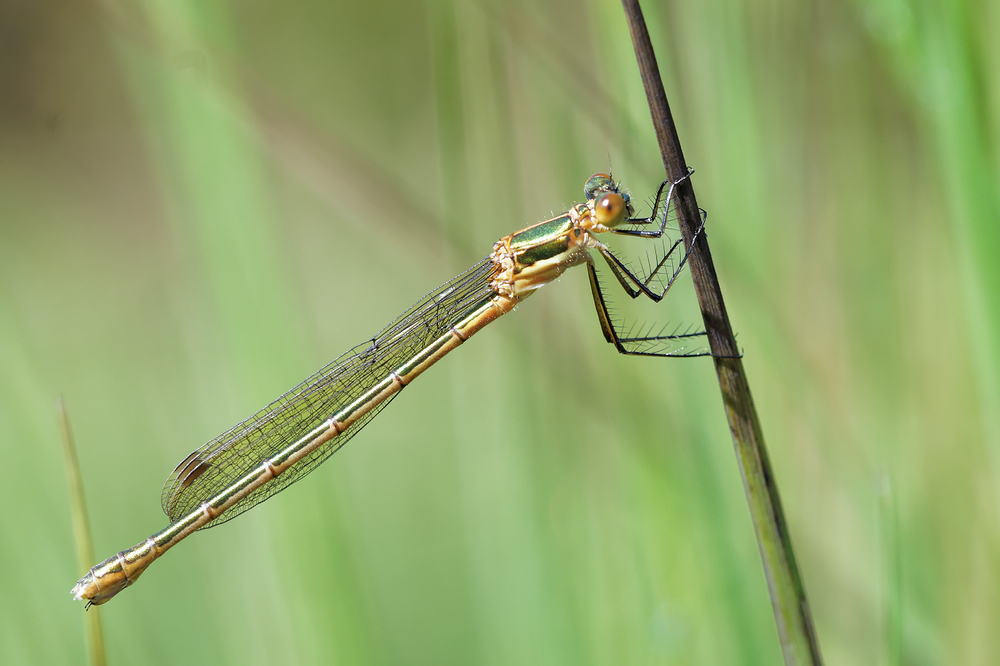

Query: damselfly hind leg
left=586, top=259, right=709, bottom=357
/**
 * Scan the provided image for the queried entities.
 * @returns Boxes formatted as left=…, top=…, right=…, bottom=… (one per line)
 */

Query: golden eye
left=595, top=192, right=626, bottom=226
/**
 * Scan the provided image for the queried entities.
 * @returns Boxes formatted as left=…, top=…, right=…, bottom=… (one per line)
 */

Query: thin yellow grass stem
left=58, top=398, right=106, bottom=666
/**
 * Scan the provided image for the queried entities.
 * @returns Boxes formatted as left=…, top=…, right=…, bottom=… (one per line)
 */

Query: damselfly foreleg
left=610, top=168, right=692, bottom=238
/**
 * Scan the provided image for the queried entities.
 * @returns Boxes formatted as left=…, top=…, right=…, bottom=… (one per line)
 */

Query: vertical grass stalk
left=58, top=398, right=106, bottom=666
left=619, top=2, right=823, bottom=663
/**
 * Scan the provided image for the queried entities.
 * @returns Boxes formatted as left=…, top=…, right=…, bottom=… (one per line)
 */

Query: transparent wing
left=161, top=258, right=499, bottom=527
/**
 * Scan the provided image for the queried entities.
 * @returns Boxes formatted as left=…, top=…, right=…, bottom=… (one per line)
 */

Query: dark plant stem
left=619, top=2, right=822, bottom=664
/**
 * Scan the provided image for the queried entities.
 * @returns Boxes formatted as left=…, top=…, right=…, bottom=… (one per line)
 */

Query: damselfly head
left=585, top=173, right=633, bottom=227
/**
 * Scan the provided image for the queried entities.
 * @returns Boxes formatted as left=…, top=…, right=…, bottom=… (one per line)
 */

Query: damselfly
left=71, top=172, right=707, bottom=606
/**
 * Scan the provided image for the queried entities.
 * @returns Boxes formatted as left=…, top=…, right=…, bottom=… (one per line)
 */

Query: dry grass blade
left=58, top=398, right=106, bottom=666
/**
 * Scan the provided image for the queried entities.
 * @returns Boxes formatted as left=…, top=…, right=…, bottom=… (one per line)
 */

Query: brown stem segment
left=619, top=2, right=823, bottom=664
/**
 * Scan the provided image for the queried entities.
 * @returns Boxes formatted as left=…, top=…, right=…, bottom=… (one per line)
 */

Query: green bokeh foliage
left=1, top=0, right=997, bottom=663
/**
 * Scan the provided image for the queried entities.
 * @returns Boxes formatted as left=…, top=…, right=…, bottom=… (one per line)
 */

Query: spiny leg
left=598, top=167, right=703, bottom=299
left=598, top=208, right=708, bottom=302
left=612, top=167, right=693, bottom=238
left=583, top=171, right=725, bottom=357
left=588, top=174, right=741, bottom=358
left=586, top=258, right=710, bottom=358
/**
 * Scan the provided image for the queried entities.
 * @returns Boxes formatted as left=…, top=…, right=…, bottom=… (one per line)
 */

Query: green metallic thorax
left=509, top=215, right=574, bottom=251
left=509, top=214, right=580, bottom=267
left=497, top=207, right=593, bottom=298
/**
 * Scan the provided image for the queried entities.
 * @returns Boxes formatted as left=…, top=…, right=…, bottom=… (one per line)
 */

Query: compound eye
left=595, top=192, right=626, bottom=226
left=584, top=173, right=615, bottom=201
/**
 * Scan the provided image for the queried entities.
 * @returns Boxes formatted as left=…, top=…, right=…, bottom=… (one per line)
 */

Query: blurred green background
left=1, top=0, right=997, bottom=663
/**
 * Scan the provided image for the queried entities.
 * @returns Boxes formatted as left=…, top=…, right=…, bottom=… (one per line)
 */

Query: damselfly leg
left=613, top=170, right=691, bottom=237
left=587, top=171, right=711, bottom=357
